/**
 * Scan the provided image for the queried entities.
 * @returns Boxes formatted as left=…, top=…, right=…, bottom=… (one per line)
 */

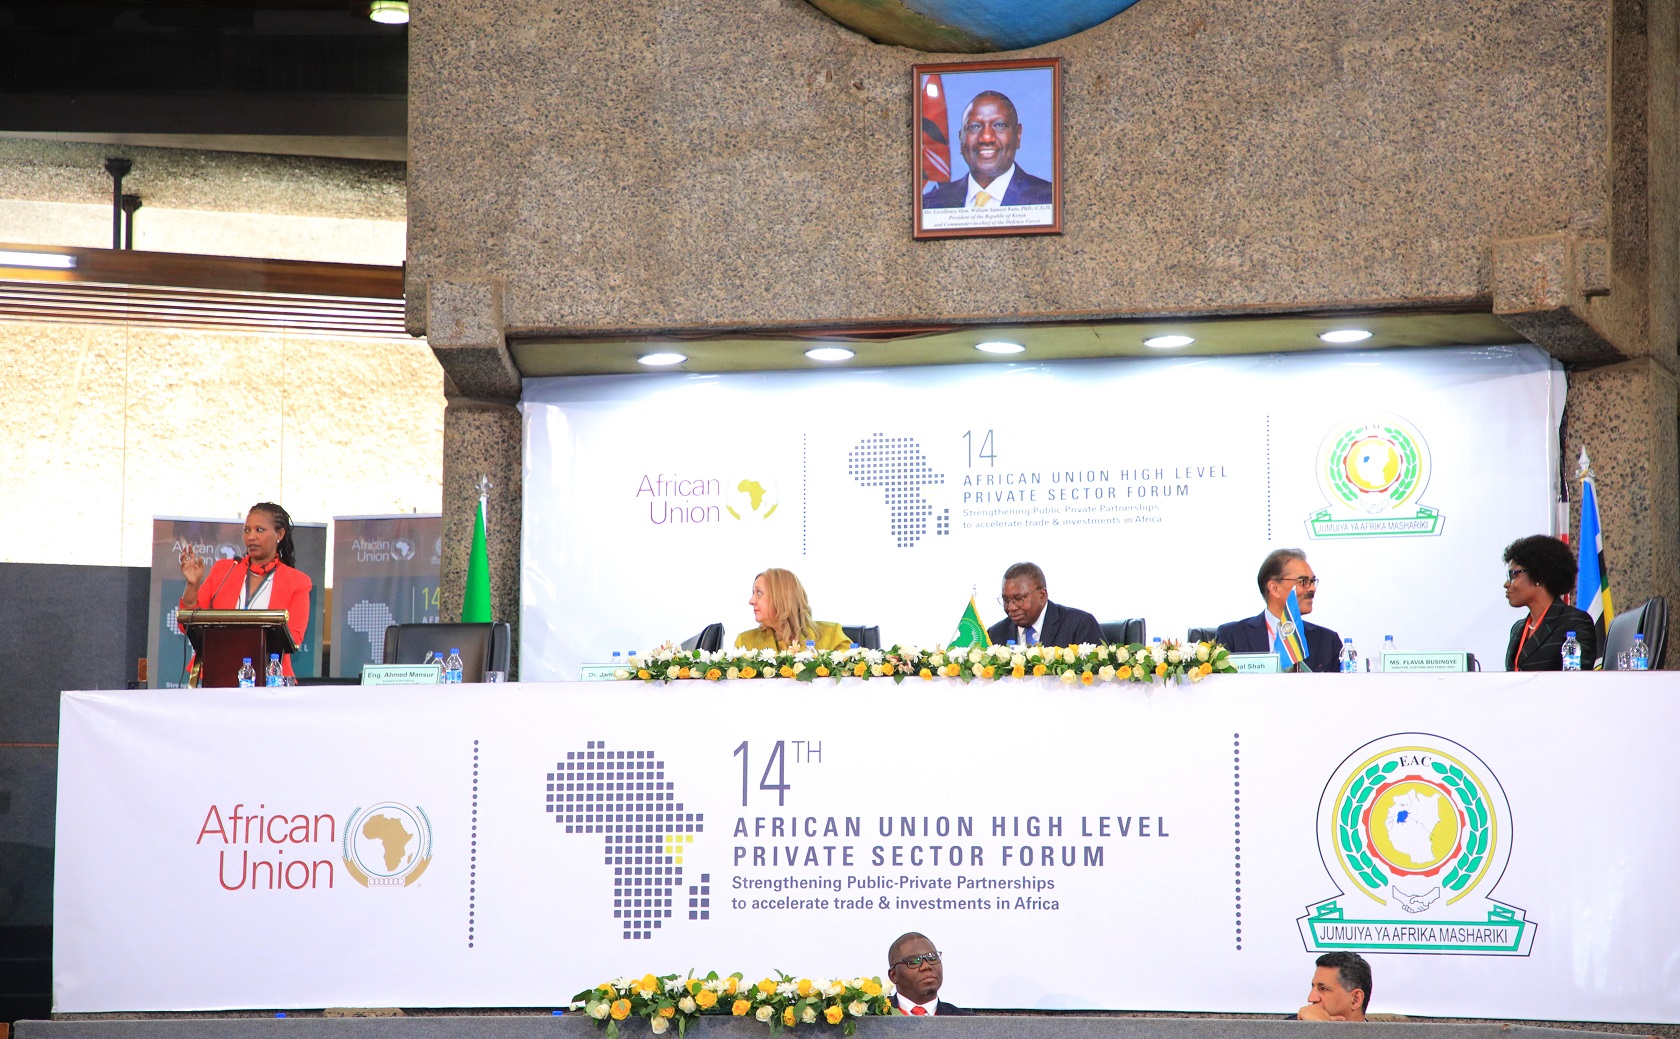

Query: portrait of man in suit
left=1215, top=548, right=1343, bottom=673
left=887, top=932, right=970, bottom=1016
left=984, top=561, right=1104, bottom=649
left=921, top=90, right=1054, bottom=210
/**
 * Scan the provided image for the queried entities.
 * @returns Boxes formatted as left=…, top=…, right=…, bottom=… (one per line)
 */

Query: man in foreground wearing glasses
left=887, top=933, right=970, bottom=1016
left=1215, top=549, right=1343, bottom=672
left=984, top=561, right=1105, bottom=648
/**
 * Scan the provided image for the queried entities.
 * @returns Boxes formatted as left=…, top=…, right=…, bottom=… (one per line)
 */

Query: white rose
left=1059, top=669, right=1078, bottom=684
left=801, top=1007, right=817, bottom=1024
left=1096, top=644, right=1111, bottom=661
left=590, top=1004, right=610, bottom=1021
left=1011, top=653, right=1027, bottom=668
left=870, top=663, right=885, bottom=676
left=967, top=648, right=983, bottom=664
left=651, top=1017, right=669, bottom=1035
left=1098, top=665, right=1116, bottom=681
left=756, top=1007, right=775, bottom=1022
left=930, top=653, right=946, bottom=666
left=1167, top=648, right=1182, bottom=664
left=726, top=666, right=739, bottom=680
left=824, top=982, right=845, bottom=998
left=1114, top=647, right=1130, bottom=663
left=678, top=997, right=697, bottom=1014
left=614, top=669, right=631, bottom=680
left=848, top=1001, right=868, bottom=1018
left=1196, top=643, right=1210, bottom=662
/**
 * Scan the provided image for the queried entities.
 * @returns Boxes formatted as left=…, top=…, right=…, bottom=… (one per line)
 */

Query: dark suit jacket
left=934, top=1001, right=970, bottom=1016
left=1505, top=600, right=1599, bottom=671
left=986, top=601, right=1104, bottom=648
left=1214, top=611, right=1343, bottom=673
left=921, top=166, right=1054, bottom=208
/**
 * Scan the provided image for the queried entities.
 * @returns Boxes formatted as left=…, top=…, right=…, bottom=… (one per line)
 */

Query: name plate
left=579, top=662, right=625, bottom=682
left=360, top=664, right=443, bottom=686
left=1381, top=651, right=1471, bottom=673
left=1228, top=652, right=1281, bottom=674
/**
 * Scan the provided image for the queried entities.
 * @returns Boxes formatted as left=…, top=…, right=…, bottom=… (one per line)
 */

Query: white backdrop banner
left=519, top=347, right=1563, bottom=682
left=54, top=674, right=1680, bottom=1020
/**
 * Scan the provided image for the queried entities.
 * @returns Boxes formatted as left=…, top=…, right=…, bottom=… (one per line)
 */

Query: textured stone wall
left=408, top=0, right=1608, bottom=334
left=0, top=321, right=445, bottom=571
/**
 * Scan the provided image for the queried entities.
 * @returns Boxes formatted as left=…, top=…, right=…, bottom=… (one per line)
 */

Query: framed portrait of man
left=913, top=56, right=1062, bottom=239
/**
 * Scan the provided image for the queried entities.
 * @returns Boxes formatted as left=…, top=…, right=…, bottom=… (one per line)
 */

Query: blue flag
left=1274, top=587, right=1308, bottom=671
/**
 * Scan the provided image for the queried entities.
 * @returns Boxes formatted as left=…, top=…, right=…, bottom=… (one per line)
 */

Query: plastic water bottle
left=1339, top=638, right=1358, bottom=673
left=806, top=640, right=816, bottom=651
left=265, top=653, right=283, bottom=687
left=1007, top=640, right=1017, bottom=647
left=1631, top=633, right=1649, bottom=670
left=237, top=657, right=256, bottom=687
left=444, top=648, right=464, bottom=684
left=1561, top=632, right=1581, bottom=671
left=1383, top=635, right=1397, bottom=655
left=611, top=651, right=622, bottom=669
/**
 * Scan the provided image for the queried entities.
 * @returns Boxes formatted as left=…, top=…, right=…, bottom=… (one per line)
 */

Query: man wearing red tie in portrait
left=887, top=933, right=971, bottom=1016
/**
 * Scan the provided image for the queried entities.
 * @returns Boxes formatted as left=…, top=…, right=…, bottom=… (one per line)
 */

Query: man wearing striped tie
left=887, top=932, right=971, bottom=1016
left=920, top=90, right=1055, bottom=210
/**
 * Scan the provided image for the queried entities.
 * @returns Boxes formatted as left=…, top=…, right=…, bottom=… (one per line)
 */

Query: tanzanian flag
left=1274, top=587, right=1308, bottom=672
left=948, top=597, right=991, bottom=650
left=1576, top=448, right=1613, bottom=666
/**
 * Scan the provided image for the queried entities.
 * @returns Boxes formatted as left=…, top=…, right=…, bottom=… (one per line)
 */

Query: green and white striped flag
left=948, top=596, right=991, bottom=650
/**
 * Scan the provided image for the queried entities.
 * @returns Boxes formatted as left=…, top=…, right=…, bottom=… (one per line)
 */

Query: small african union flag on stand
left=948, top=596, right=990, bottom=650
left=1274, top=587, right=1308, bottom=672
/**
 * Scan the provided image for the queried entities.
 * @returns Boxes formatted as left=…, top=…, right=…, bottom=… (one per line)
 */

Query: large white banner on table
left=55, top=674, right=1680, bottom=1020
left=520, top=347, right=1563, bottom=681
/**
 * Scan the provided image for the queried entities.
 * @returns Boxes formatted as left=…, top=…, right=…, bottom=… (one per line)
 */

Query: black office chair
left=1187, top=626, right=1220, bottom=644
left=382, top=622, right=512, bottom=681
left=1100, top=619, right=1147, bottom=645
left=1602, top=596, right=1668, bottom=669
left=681, top=623, right=725, bottom=653
left=841, top=625, right=881, bottom=650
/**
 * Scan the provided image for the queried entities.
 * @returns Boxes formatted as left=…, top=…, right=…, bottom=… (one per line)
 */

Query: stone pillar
left=1562, top=359, right=1680, bottom=627
left=425, top=277, right=524, bottom=675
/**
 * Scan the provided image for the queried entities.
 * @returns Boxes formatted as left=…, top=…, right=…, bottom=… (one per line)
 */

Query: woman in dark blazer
left=178, top=502, right=312, bottom=681
left=1503, top=534, right=1598, bottom=671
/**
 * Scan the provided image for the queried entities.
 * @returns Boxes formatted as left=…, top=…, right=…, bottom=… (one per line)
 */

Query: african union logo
left=1306, top=414, right=1443, bottom=538
left=726, top=476, right=779, bottom=521
left=342, top=802, right=434, bottom=888
left=1299, top=734, right=1533, bottom=955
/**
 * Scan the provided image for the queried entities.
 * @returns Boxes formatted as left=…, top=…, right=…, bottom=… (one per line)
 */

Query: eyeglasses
left=998, top=593, right=1041, bottom=608
left=893, top=951, right=941, bottom=969
left=1506, top=568, right=1529, bottom=582
left=1271, top=575, right=1320, bottom=589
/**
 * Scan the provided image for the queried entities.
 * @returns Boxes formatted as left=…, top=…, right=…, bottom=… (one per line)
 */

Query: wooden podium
left=177, top=609, right=298, bottom=688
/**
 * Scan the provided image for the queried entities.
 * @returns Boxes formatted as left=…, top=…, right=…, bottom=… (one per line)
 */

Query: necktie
left=972, top=190, right=993, bottom=208
left=910, top=1007, right=928, bottom=1016
left=1024, top=625, right=1036, bottom=646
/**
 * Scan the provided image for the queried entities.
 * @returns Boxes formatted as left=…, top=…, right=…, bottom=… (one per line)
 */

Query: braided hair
left=250, top=502, right=297, bottom=568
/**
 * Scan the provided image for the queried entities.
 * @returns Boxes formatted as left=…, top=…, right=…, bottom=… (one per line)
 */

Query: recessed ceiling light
left=637, top=352, right=686, bottom=367
left=369, top=0, right=409, bottom=24
left=804, top=347, right=855, bottom=362
left=0, top=249, right=76, bottom=269
left=974, top=341, right=1025, bottom=355
left=1143, top=334, right=1195, bottom=349
left=1319, top=329, right=1373, bottom=344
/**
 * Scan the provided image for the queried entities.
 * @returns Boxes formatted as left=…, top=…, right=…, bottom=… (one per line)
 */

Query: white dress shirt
left=1012, top=601, right=1049, bottom=647
left=965, top=165, right=1016, bottom=207
left=897, top=994, right=939, bottom=1016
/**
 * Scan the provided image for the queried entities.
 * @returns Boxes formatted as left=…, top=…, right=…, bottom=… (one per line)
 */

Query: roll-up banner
left=330, top=515, right=443, bottom=678
left=52, top=674, right=1680, bottom=1020
left=520, top=347, right=1565, bottom=680
left=147, top=516, right=326, bottom=685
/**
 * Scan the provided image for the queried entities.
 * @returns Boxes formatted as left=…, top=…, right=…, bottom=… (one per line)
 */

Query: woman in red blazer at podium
left=178, top=502, right=312, bottom=680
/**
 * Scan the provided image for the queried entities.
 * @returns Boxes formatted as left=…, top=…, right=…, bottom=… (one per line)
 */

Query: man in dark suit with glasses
left=984, top=561, right=1104, bottom=648
left=887, top=933, right=971, bottom=1016
left=1215, top=548, right=1343, bottom=672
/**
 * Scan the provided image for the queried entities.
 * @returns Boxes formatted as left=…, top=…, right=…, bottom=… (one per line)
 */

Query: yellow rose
left=636, top=669, right=650, bottom=680
left=659, top=1007, right=676, bottom=1019
left=944, top=663, right=960, bottom=677
left=732, top=999, right=751, bottom=1016
left=779, top=665, right=795, bottom=678
left=696, top=989, right=718, bottom=1009
left=919, top=668, right=932, bottom=680
left=598, top=984, right=618, bottom=998
left=677, top=667, right=690, bottom=679
left=1081, top=670, right=1094, bottom=685
left=797, top=979, right=814, bottom=997
left=1117, top=664, right=1132, bottom=680
left=825, top=1005, right=845, bottom=1025
left=741, top=666, right=758, bottom=679
left=1011, top=665, right=1026, bottom=678
left=1032, top=663, right=1047, bottom=677
left=981, top=665, right=995, bottom=679
left=1155, top=663, right=1168, bottom=677
left=637, top=974, right=660, bottom=995
left=861, top=979, right=883, bottom=997
left=611, top=999, right=631, bottom=1021
left=758, top=978, right=778, bottom=996
left=783, top=1007, right=798, bottom=1028
left=1200, top=662, right=1213, bottom=676
left=883, top=662, right=896, bottom=676
left=726, top=977, right=740, bottom=996
left=816, top=665, right=830, bottom=677
left=853, top=662, right=868, bottom=676
left=706, top=668, right=722, bottom=681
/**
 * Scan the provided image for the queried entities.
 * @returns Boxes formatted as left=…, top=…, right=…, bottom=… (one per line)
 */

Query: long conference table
left=51, top=673, right=1680, bottom=1025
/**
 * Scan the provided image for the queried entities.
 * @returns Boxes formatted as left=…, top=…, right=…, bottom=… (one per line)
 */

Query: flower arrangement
left=616, top=639, right=1236, bottom=685
left=574, top=971, right=896, bottom=1038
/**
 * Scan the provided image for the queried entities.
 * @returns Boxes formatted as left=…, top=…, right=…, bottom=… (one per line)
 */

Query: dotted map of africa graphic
left=547, top=741, right=709, bottom=940
left=849, top=433, right=946, bottom=547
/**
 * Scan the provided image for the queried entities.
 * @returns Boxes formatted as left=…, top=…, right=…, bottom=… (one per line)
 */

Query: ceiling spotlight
left=1143, top=334, right=1195, bottom=349
left=0, top=249, right=76, bottom=269
left=974, top=341, right=1025, bottom=355
left=1319, top=329, right=1373, bottom=344
left=637, top=352, right=686, bottom=367
left=804, top=347, right=855, bottom=362
left=369, top=0, right=409, bottom=24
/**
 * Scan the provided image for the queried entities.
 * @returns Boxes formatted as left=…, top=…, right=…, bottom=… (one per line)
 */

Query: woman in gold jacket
left=734, top=568, right=852, bottom=651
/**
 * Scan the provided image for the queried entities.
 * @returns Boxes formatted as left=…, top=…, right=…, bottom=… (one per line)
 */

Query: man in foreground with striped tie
left=920, top=90, right=1054, bottom=210
left=887, top=932, right=971, bottom=1016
